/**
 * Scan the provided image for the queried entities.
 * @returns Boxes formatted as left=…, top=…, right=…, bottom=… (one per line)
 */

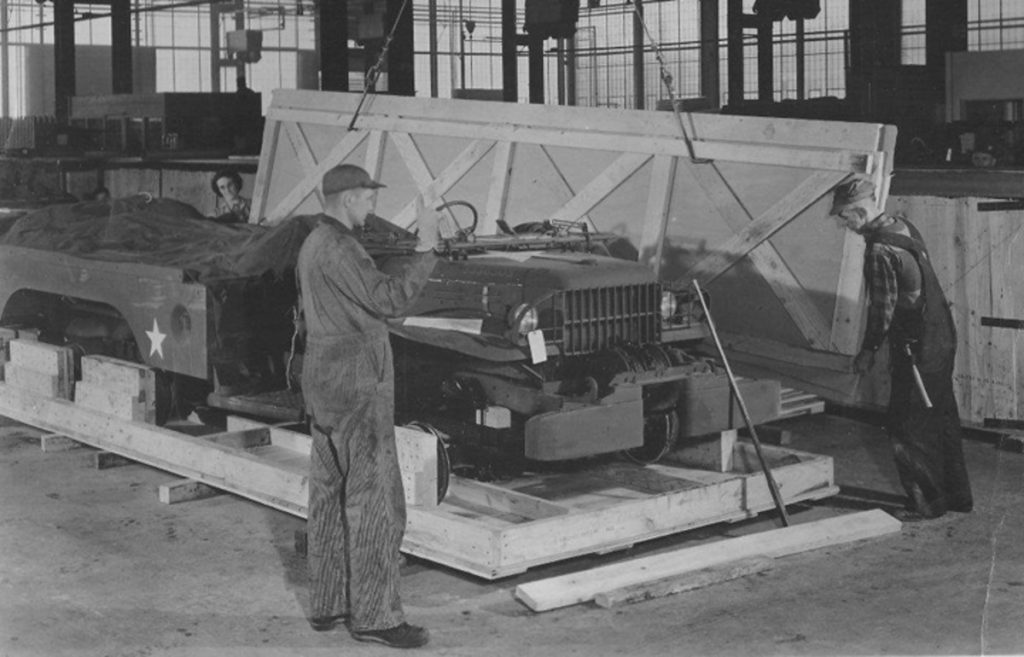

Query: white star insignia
left=146, top=318, right=166, bottom=358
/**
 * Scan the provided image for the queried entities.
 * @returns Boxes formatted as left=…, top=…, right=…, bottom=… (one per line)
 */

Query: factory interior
left=0, top=1, right=1022, bottom=655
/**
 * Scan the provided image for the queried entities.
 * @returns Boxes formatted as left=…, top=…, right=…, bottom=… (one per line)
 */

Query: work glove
left=414, top=195, right=442, bottom=252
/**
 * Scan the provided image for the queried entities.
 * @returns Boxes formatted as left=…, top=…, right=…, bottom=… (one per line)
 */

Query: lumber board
left=549, top=152, right=652, bottom=223
left=283, top=121, right=327, bottom=207
left=248, top=118, right=281, bottom=221
left=446, top=479, right=570, bottom=520
left=265, top=107, right=878, bottom=174
left=0, top=382, right=309, bottom=516
left=668, top=429, right=737, bottom=472
left=262, top=129, right=367, bottom=224
left=202, top=427, right=272, bottom=450
left=74, top=383, right=154, bottom=423
left=395, top=427, right=439, bottom=507
left=40, top=433, right=83, bottom=453
left=639, top=155, right=677, bottom=274
left=0, top=327, right=17, bottom=361
left=158, top=478, right=224, bottom=505
left=593, top=556, right=774, bottom=608
left=389, top=138, right=496, bottom=228
left=79, top=355, right=155, bottom=400
left=5, top=339, right=75, bottom=398
left=513, top=509, right=901, bottom=611
left=270, top=90, right=886, bottom=149
left=683, top=164, right=835, bottom=350
left=226, top=415, right=312, bottom=453
left=94, top=451, right=134, bottom=469
left=481, top=140, right=514, bottom=234
left=8, top=340, right=74, bottom=380
left=4, top=363, right=65, bottom=399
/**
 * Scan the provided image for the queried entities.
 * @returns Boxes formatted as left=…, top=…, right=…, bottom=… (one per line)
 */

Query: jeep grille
left=557, top=284, right=661, bottom=355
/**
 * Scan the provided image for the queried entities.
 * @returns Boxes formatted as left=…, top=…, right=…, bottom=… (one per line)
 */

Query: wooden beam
left=94, top=451, right=133, bottom=469
left=203, top=427, right=272, bottom=450
left=262, top=129, right=368, bottom=225
left=830, top=228, right=868, bottom=354
left=266, top=90, right=887, bottom=149
left=266, top=108, right=878, bottom=174
left=447, top=478, right=570, bottom=520
left=0, top=383, right=309, bottom=517
left=550, top=152, right=652, bottom=224
left=594, top=556, right=773, bottom=608
left=249, top=118, right=281, bottom=222
left=481, top=140, right=515, bottom=234
left=684, top=168, right=844, bottom=349
left=639, top=155, right=677, bottom=274
left=283, top=122, right=326, bottom=207
left=389, top=139, right=497, bottom=228
left=364, top=129, right=387, bottom=213
left=513, top=509, right=901, bottom=612
left=687, top=170, right=847, bottom=285
left=539, top=145, right=591, bottom=225
left=40, top=433, right=82, bottom=453
left=158, top=478, right=224, bottom=505
left=389, top=132, right=435, bottom=191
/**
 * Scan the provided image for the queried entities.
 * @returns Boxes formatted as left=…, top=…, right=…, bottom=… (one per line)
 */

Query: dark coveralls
left=296, top=216, right=437, bottom=631
left=862, top=217, right=973, bottom=517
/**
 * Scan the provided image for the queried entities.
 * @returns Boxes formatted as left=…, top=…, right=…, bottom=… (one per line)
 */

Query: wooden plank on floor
left=513, top=509, right=901, bottom=612
left=593, top=556, right=774, bottom=608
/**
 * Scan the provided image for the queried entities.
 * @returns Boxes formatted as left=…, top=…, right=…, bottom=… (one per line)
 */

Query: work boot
left=351, top=622, right=430, bottom=649
left=309, top=613, right=348, bottom=632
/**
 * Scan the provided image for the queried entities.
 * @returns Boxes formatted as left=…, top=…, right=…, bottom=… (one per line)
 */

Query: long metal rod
left=693, top=279, right=791, bottom=527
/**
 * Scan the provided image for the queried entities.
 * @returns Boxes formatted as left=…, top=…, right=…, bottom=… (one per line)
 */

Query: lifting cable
left=348, top=0, right=413, bottom=131
left=628, top=3, right=710, bottom=164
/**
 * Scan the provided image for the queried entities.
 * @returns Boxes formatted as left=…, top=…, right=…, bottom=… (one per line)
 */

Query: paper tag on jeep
left=527, top=329, right=547, bottom=364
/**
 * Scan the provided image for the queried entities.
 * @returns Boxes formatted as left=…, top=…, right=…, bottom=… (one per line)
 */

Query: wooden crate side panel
left=253, top=91, right=893, bottom=382
left=983, top=209, right=1021, bottom=421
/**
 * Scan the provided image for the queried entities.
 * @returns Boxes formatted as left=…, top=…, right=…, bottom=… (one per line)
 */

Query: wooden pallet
left=0, top=378, right=836, bottom=580
left=777, top=387, right=826, bottom=419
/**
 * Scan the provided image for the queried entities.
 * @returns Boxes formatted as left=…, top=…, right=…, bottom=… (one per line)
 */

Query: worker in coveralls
left=830, top=178, right=972, bottom=519
left=297, top=163, right=440, bottom=648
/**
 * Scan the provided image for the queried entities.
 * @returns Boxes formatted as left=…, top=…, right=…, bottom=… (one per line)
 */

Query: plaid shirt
left=860, top=218, right=922, bottom=352
left=861, top=242, right=901, bottom=352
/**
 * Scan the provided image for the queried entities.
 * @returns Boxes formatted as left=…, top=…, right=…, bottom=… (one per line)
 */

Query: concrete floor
left=1, top=411, right=1022, bottom=657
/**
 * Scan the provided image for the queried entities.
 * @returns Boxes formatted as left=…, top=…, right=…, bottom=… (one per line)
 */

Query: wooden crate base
left=0, top=382, right=836, bottom=580
left=404, top=441, right=836, bottom=579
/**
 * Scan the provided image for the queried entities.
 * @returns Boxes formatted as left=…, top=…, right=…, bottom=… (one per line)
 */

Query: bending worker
left=297, top=164, right=441, bottom=649
left=829, top=178, right=972, bottom=520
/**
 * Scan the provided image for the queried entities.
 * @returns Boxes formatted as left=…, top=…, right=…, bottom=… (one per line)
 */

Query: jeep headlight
left=510, top=303, right=539, bottom=336
left=660, top=291, right=678, bottom=322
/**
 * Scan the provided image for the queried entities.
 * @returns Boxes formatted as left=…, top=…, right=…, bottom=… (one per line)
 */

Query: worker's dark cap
left=322, top=164, right=385, bottom=195
left=829, top=178, right=875, bottom=215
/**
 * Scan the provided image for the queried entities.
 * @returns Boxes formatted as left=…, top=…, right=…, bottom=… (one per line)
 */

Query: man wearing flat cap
left=829, top=177, right=972, bottom=520
left=297, top=164, right=441, bottom=648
